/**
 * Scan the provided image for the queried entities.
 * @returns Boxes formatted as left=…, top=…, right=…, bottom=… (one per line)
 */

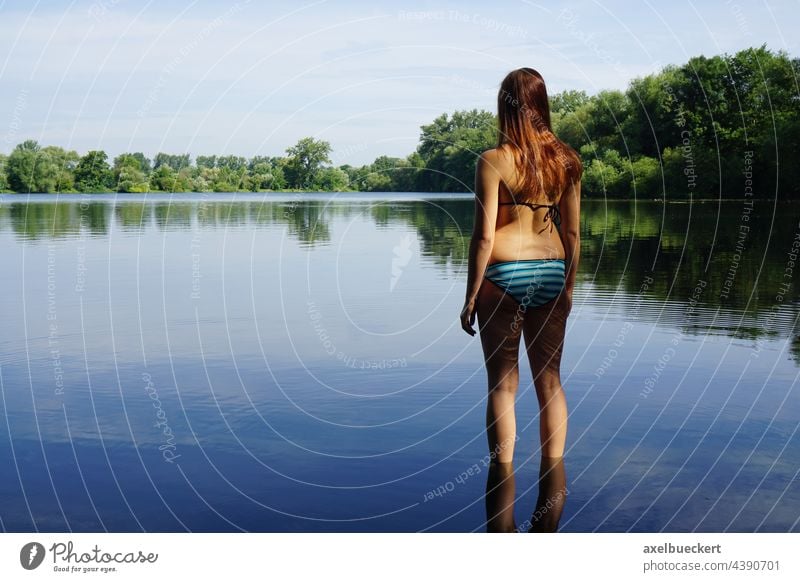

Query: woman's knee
left=489, top=374, right=519, bottom=394
left=533, top=374, right=562, bottom=400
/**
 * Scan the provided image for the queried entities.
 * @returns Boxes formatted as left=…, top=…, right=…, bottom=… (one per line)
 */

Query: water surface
left=0, top=192, right=798, bottom=532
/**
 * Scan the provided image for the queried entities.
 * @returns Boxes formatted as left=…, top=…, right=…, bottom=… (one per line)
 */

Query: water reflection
left=1, top=194, right=797, bottom=353
left=527, top=456, right=567, bottom=533
left=484, top=456, right=568, bottom=533
left=485, top=461, right=516, bottom=532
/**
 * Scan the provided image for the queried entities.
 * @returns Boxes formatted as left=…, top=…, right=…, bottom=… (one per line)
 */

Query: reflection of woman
left=460, top=68, right=582, bottom=532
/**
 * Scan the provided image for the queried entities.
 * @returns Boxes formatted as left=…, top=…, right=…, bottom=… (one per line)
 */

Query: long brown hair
left=496, top=68, right=583, bottom=203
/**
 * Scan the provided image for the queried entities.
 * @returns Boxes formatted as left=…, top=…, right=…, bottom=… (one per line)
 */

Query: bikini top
left=498, top=200, right=561, bottom=228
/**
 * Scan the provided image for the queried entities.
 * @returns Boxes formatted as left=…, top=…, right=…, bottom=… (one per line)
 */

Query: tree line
left=0, top=45, right=796, bottom=199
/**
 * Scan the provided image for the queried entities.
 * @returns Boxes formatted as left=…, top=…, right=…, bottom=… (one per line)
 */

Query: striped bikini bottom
left=484, top=259, right=566, bottom=308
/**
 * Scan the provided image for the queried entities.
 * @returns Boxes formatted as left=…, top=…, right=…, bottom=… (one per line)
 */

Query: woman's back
left=488, top=145, right=566, bottom=264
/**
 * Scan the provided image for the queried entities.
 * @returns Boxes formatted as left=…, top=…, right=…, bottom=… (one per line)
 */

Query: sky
left=0, top=0, right=796, bottom=166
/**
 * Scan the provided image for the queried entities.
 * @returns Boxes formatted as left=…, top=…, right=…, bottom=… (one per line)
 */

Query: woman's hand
left=460, top=297, right=477, bottom=336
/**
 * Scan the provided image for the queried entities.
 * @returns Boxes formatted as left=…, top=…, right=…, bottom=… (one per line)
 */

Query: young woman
left=459, top=68, right=582, bottom=532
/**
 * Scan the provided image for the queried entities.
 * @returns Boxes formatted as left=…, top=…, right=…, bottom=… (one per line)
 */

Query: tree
left=150, top=165, right=192, bottom=192
left=74, top=150, right=112, bottom=192
left=6, top=141, right=78, bottom=192
left=39, top=146, right=79, bottom=192
left=269, top=165, right=287, bottom=190
left=362, top=172, right=393, bottom=192
left=128, top=152, right=152, bottom=174
left=211, top=165, right=245, bottom=191
left=216, top=155, right=247, bottom=171
left=284, top=137, right=332, bottom=189
left=629, top=156, right=662, bottom=197
left=113, top=153, right=150, bottom=193
left=416, top=109, right=497, bottom=192
left=314, top=167, right=349, bottom=191
left=0, top=154, right=7, bottom=191
left=247, top=158, right=281, bottom=191
left=153, top=152, right=190, bottom=171
left=196, top=155, right=217, bottom=169
left=6, top=140, right=41, bottom=192
left=393, top=153, right=424, bottom=191
left=550, top=89, right=590, bottom=114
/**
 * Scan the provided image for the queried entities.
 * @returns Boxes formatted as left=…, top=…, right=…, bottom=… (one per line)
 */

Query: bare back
left=489, top=146, right=566, bottom=263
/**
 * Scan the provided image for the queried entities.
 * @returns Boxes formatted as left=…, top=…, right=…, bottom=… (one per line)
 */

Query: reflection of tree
left=585, top=201, right=799, bottom=312
left=584, top=200, right=800, bottom=345
left=790, top=334, right=800, bottom=364
left=371, top=197, right=799, bottom=350
left=279, top=201, right=331, bottom=246
left=153, top=202, right=192, bottom=228
left=414, top=197, right=799, bottom=348
left=78, top=202, right=109, bottom=235
left=115, top=202, right=151, bottom=231
left=2, top=197, right=797, bottom=355
left=7, top=202, right=81, bottom=239
left=376, top=199, right=472, bottom=268
left=248, top=199, right=333, bottom=245
left=196, top=201, right=251, bottom=227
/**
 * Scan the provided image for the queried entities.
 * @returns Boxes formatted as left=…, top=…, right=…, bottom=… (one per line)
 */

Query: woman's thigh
left=522, top=297, right=567, bottom=381
left=476, top=278, right=524, bottom=377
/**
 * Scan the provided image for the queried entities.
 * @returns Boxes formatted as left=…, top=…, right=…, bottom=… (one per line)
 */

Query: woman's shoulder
left=479, top=145, right=514, bottom=168
left=483, top=143, right=514, bottom=156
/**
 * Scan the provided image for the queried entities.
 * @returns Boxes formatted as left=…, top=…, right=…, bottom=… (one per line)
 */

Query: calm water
left=0, top=192, right=798, bottom=532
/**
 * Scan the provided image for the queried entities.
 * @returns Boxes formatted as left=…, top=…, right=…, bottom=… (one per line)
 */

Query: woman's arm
left=558, top=178, right=581, bottom=304
left=460, top=150, right=500, bottom=335
left=465, top=150, right=500, bottom=302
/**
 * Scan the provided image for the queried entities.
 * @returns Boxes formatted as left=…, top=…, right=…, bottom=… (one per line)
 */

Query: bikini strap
left=497, top=201, right=561, bottom=227
left=544, top=204, right=561, bottom=228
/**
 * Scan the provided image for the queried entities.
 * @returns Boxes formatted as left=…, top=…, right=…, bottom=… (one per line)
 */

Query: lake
left=0, top=192, right=798, bottom=532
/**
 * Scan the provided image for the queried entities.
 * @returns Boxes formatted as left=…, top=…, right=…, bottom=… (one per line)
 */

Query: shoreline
left=0, top=191, right=793, bottom=203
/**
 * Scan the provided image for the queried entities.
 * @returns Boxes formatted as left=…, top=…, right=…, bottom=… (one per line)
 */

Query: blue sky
left=0, top=0, right=796, bottom=165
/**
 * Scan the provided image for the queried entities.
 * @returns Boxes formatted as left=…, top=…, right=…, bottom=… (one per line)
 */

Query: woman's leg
left=476, top=278, right=524, bottom=463
left=522, top=298, right=568, bottom=457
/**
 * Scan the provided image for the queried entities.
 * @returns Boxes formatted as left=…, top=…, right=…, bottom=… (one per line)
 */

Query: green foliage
left=629, top=156, right=662, bottom=197
left=0, top=154, right=8, bottom=191
left=40, top=146, right=79, bottom=192
left=150, top=165, right=192, bottom=192
left=269, top=165, right=287, bottom=190
left=284, top=137, right=332, bottom=189
left=75, top=150, right=112, bottom=192
left=415, top=109, right=497, bottom=192
left=153, top=152, right=190, bottom=171
left=556, top=45, right=798, bottom=198
left=7, top=140, right=42, bottom=192
left=550, top=89, right=590, bottom=114
left=314, top=167, right=349, bottom=191
left=210, top=165, right=245, bottom=192
left=113, top=153, right=150, bottom=193
left=127, top=152, right=152, bottom=174
left=6, top=140, right=79, bottom=193
left=217, top=155, right=247, bottom=171
left=361, top=172, right=393, bottom=192
left=196, top=155, right=217, bottom=169
left=583, top=154, right=622, bottom=197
